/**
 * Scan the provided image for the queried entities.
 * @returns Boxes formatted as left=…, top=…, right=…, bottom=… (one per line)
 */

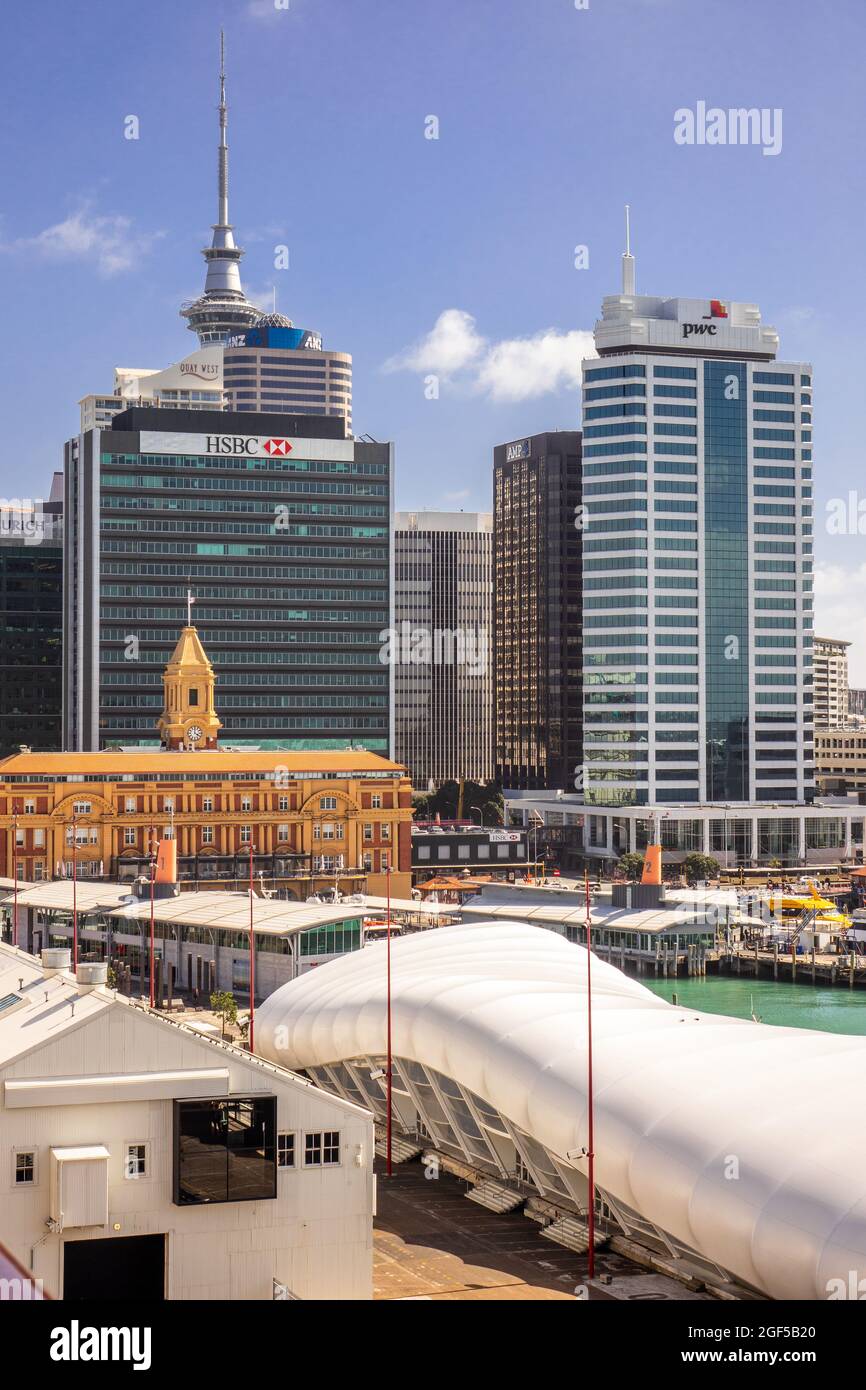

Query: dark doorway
left=63, top=1233, right=165, bottom=1301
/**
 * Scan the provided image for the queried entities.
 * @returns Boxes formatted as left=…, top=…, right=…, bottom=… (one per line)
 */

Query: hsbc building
left=63, top=407, right=394, bottom=754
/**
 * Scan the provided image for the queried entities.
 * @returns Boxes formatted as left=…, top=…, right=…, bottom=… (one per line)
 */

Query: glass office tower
left=581, top=274, right=813, bottom=807
left=63, top=407, right=393, bottom=752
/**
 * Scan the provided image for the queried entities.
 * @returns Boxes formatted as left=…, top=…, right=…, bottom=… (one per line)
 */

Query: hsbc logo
left=204, top=436, right=293, bottom=456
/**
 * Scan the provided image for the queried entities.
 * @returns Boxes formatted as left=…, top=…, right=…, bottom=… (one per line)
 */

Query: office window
left=23, top=800, right=35, bottom=814
left=173, top=1097, right=277, bottom=1205
left=371, top=794, right=382, bottom=809
left=304, top=1131, right=340, bottom=1167
left=381, top=823, right=391, bottom=840
left=125, top=797, right=136, bottom=813
left=203, top=796, right=214, bottom=813
left=277, top=1133, right=296, bottom=1169
left=241, top=796, right=252, bottom=812
left=124, top=827, right=136, bottom=846
left=240, top=826, right=251, bottom=845
left=278, top=824, right=289, bottom=842
left=320, top=796, right=337, bottom=810
left=278, top=795, right=289, bottom=811
left=124, top=1143, right=147, bottom=1179
left=202, top=826, right=214, bottom=845
left=14, top=1150, right=35, bottom=1185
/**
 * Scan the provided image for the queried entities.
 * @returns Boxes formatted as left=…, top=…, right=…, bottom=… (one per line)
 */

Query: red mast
left=386, top=861, right=393, bottom=1178
left=248, top=836, right=255, bottom=1053
left=584, top=869, right=596, bottom=1281
left=148, top=825, right=156, bottom=1007
left=11, top=809, right=18, bottom=949
left=71, top=813, right=78, bottom=971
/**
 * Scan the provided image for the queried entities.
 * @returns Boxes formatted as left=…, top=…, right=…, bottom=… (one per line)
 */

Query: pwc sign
left=682, top=300, right=728, bottom=339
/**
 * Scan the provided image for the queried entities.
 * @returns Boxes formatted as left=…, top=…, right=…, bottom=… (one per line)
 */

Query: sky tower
left=180, top=31, right=261, bottom=345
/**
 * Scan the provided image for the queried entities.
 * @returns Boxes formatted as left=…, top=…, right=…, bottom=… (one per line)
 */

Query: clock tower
left=157, top=615, right=222, bottom=751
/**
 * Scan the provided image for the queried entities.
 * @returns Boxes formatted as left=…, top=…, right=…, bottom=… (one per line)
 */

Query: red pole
left=149, top=826, right=156, bottom=1007
left=249, top=837, right=255, bottom=1053
left=11, top=810, right=18, bottom=949
left=386, top=861, right=393, bottom=1178
left=72, top=814, right=78, bottom=971
left=584, top=869, right=595, bottom=1280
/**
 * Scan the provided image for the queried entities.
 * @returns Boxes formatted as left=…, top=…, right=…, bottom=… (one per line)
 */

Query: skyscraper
left=63, top=408, right=393, bottom=753
left=493, top=433, right=583, bottom=790
left=580, top=228, right=813, bottom=807
left=394, top=511, right=493, bottom=787
left=0, top=494, right=63, bottom=756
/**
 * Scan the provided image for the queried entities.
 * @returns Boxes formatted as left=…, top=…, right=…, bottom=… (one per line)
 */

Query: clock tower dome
left=157, top=615, right=222, bottom=751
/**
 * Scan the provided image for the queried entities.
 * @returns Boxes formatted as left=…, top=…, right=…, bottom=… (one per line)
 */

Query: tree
left=413, top=779, right=504, bottom=827
left=682, top=852, right=721, bottom=886
left=617, top=852, right=646, bottom=882
left=210, top=989, right=238, bottom=1039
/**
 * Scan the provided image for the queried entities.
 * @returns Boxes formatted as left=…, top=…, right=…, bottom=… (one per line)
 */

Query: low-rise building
left=411, top=826, right=528, bottom=884
left=0, top=940, right=373, bottom=1300
left=0, top=623, right=412, bottom=897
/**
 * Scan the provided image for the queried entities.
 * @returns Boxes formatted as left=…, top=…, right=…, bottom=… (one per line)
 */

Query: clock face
left=186, top=724, right=203, bottom=744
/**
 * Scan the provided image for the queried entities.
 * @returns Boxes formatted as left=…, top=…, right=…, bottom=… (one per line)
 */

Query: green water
left=643, top=975, right=866, bottom=1035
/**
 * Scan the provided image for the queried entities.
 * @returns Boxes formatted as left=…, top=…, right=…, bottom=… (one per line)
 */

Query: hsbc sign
left=137, top=432, right=356, bottom=461
left=203, top=435, right=293, bottom=456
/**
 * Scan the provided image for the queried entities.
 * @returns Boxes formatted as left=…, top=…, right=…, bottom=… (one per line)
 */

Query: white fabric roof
left=256, top=920, right=866, bottom=1300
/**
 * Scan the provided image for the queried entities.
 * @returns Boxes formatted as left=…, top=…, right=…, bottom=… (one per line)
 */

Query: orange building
left=0, top=623, right=412, bottom=897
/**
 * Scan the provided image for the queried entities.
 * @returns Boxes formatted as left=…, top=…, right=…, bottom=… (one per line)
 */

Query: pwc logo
left=682, top=301, right=728, bottom=339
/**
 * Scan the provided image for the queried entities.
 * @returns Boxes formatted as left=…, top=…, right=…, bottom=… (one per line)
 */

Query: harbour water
left=644, top=974, right=866, bottom=1035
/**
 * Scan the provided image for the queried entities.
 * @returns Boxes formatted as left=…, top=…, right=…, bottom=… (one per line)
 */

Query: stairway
left=374, top=1135, right=423, bottom=1164
left=465, top=1178, right=526, bottom=1213
left=541, top=1214, right=608, bottom=1254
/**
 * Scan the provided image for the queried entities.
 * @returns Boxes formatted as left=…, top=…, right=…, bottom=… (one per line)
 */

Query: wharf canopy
left=256, top=921, right=866, bottom=1301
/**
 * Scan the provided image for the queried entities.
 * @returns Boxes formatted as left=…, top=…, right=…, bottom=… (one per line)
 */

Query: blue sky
left=3, top=0, right=866, bottom=670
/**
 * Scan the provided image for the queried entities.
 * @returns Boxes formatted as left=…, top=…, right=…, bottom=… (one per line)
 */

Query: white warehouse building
left=0, top=941, right=373, bottom=1301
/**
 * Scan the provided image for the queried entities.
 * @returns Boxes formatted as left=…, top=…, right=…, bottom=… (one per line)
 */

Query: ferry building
left=0, top=622, right=412, bottom=897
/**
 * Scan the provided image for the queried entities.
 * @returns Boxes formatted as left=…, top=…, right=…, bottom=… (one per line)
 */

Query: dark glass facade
left=703, top=360, right=750, bottom=800
left=493, top=433, right=582, bottom=789
left=0, top=540, right=63, bottom=755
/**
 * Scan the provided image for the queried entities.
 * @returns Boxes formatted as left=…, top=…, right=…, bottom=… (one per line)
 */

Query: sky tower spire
left=179, top=29, right=260, bottom=346
left=621, top=204, right=636, bottom=296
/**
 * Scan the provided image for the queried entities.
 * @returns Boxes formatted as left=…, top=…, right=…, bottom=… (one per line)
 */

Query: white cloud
left=247, top=0, right=288, bottom=18
left=474, top=327, right=596, bottom=402
left=385, top=308, right=486, bottom=378
left=0, top=204, right=160, bottom=277
left=385, top=309, right=596, bottom=400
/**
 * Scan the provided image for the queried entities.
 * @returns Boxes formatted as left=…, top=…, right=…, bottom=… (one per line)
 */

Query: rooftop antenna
left=622, top=204, right=635, bottom=296
left=272, top=284, right=277, bottom=313
left=186, top=588, right=195, bottom=627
